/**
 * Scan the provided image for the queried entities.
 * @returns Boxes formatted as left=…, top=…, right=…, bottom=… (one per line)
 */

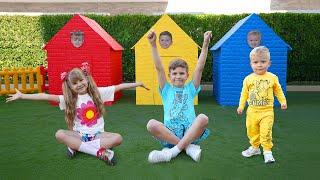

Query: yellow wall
left=135, top=14, right=199, bottom=105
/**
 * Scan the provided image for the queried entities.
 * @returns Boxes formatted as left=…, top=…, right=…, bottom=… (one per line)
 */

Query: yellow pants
left=246, top=108, right=274, bottom=151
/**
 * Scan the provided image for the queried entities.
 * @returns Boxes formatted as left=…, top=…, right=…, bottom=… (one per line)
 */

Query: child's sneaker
left=242, top=146, right=261, bottom=157
left=186, top=144, right=202, bottom=162
left=161, top=147, right=170, bottom=151
left=148, top=149, right=172, bottom=163
left=96, top=148, right=116, bottom=166
left=66, top=147, right=77, bottom=159
left=263, top=151, right=275, bottom=164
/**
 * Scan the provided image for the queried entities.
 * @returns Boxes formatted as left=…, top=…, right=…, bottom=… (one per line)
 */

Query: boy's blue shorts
left=157, top=123, right=210, bottom=148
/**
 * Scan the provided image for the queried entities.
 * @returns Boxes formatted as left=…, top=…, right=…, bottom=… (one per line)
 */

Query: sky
left=166, top=0, right=272, bottom=14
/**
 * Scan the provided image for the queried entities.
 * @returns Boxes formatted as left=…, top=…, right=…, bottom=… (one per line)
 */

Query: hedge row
left=1, top=13, right=319, bottom=83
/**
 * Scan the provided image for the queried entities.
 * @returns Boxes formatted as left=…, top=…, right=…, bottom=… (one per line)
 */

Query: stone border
left=201, top=85, right=320, bottom=92
left=286, top=86, right=320, bottom=92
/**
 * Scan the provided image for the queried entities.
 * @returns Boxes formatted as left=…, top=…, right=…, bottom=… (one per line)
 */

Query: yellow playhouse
left=133, top=14, right=200, bottom=105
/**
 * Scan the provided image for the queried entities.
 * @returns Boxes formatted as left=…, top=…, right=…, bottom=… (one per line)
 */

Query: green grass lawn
left=0, top=91, right=319, bottom=179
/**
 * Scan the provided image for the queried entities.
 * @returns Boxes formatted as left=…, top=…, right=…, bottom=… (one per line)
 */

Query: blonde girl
left=6, top=62, right=148, bottom=165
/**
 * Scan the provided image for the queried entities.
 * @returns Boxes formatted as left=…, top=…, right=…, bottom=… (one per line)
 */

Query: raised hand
left=6, top=88, right=23, bottom=103
left=204, top=31, right=212, bottom=44
left=147, top=30, right=157, bottom=47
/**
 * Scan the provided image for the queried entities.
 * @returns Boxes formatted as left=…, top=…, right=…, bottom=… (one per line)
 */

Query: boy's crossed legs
left=55, top=130, right=122, bottom=165
left=147, top=114, right=209, bottom=163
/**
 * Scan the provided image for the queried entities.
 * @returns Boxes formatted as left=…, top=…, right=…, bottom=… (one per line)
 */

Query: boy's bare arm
left=6, top=88, right=60, bottom=102
left=193, top=31, right=212, bottom=88
left=147, top=31, right=166, bottom=89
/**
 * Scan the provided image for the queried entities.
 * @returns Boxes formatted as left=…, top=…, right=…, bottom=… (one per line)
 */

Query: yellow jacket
left=238, top=72, right=287, bottom=111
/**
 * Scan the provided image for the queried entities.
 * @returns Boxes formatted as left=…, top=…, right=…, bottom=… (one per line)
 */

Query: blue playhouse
left=210, top=13, right=292, bottom=106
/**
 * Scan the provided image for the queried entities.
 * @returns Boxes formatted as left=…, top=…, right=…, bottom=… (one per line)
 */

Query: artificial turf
left=0, top=91, right=319, bottom=179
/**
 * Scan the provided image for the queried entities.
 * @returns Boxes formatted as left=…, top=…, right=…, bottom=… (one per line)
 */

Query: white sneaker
left=242, top=146, right=261, bottom=157
left=148, top=150, right=172, bottom=163
left=263, top=151, right=275, bottom=163
left=186, top=144, right=202, bottom=162
left=161, top=147, right=170, bottom=151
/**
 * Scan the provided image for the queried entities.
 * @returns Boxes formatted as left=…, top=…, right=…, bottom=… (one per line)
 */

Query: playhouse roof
left=45, top=14, right=123, bottom=51
left=210, top=13, right=291, bottom=51
left=132, top=14, right=200, bottom=49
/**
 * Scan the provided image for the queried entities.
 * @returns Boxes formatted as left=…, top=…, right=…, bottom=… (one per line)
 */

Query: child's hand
left=204, top=31, right=212, bottom=44
left=6, top=88, right=22, bottom=102
left=137, top=82, right=150, bottom=91
left=281, top=104, right=287, bottom=110
left=237, top=107, right=243, bottom=115
left=147, top=30, right=157, bottom=47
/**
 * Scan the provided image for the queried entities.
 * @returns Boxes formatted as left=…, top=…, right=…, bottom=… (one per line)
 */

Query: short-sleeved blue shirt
left=159, top=81, right=201, bottom=126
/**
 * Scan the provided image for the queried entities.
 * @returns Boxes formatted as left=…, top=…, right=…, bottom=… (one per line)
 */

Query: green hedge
left=0, top=16, right=46, bottom=68
left=1, top=14, right=319, bottom=83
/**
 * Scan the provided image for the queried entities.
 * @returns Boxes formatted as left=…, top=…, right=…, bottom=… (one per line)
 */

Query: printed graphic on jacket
left=248, top=79, right=271, bottom=106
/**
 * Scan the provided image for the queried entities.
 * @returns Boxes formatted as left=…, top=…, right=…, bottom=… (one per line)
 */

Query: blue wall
left=211, top=14, right=291, bottom=106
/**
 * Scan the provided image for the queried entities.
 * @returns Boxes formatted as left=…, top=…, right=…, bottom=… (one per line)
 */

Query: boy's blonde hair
left=168, top=59, right=189, bottom=72
left=249, top=46, right=270, bottom=61
left=62, top=68, right=104, bottom=129
left=247, top=30, right=261, bottom=39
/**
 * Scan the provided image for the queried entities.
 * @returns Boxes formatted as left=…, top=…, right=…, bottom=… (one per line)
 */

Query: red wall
left=45, top=16, right=122, bottom=104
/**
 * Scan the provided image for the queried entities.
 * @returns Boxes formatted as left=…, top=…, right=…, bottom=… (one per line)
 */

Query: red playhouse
left=44, top=14, right=124, bottom=105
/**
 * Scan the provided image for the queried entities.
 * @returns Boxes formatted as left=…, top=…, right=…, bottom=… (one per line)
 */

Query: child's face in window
left=247, top=34, right=261, bottom=48
left=159, top=35, right=172, bottom=49
left=168, top=67, right=189, bottom=88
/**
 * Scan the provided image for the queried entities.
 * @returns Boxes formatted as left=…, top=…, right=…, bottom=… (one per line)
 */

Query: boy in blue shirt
left=146, top=30, right=212, bottom=163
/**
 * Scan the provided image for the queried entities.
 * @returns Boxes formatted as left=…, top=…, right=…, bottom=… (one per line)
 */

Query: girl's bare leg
left=96, top=132, right=123, bottom=149
left=55, top=129, right=82, bottom=150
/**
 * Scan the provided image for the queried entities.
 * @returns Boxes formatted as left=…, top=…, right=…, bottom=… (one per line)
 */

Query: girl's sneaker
left=97, top=148, right=116, bottom=166
left=242, top=146, right=261, bottom=157
left=67, top=147, right=77, bottom=159
left=263, top=151, right=275, bottom=163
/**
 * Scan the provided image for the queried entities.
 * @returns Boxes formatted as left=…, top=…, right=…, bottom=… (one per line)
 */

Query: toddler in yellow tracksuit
left=237, top=46, right=287, bottom=164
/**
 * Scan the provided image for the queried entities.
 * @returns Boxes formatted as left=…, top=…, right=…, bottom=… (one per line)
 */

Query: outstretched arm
left=6, top=89, right=59, bottom=103
left=147, top=30, right=166, bottom=89
left=193, top=31, right=212, bottom=89
left=114, top=82, right=149, bottom=92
